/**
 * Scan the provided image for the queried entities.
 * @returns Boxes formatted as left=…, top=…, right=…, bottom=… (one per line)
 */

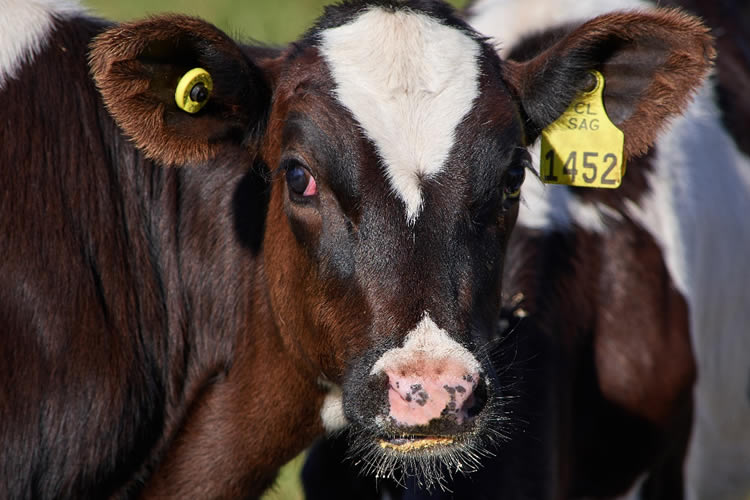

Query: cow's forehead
left=317, top=7, right=482, bottom=224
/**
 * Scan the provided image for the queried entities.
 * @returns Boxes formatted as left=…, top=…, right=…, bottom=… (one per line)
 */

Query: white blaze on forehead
left=319, top=8, right=481, bottom=224
left=370, top=313, right=481, bottom=376
left=0, top=0, right=83, bottom=90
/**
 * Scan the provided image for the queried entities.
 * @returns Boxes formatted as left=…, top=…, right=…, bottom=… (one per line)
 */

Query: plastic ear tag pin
left=175, top=68, right=213, bottom=114
left=540, top=70, right=625, bottom=188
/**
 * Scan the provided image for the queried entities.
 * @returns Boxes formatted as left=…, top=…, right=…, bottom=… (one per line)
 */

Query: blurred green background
left=82, top=0, right=468, bottom=44
left=79, top=0, right=467, bottom=498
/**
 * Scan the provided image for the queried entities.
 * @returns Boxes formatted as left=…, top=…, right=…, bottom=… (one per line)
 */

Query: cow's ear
left=90, top=15, right=273, bottom=166
left=503, top=9, right=714, bottom=157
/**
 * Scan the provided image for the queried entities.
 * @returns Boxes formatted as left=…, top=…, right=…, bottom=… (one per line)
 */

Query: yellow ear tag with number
left=540, top=70, right=625, bottom=188
left=175, top=68, right=213, bottom=114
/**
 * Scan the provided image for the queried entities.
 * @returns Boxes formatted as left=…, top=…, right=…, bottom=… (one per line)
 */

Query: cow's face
left=261, top=7, right=526, bottom=479
left=91, top=0, right=713, bottom=487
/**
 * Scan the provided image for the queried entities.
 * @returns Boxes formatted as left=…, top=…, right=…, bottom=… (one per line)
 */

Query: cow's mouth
left=346, top=399, right=501, bottom=492
left=351, top=429, right=487, bottom=491
left=377, top=435, right=455, bottom=453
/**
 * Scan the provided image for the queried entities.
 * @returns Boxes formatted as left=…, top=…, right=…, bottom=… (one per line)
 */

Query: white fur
left=319, top=7, right=480, bottom=224
left=517, top=143, right=624, bottom=234
left=469, top=1, right=750, bottom=498
left=627, top=81, right=750, bottom=500
left=370, top=313, right=481, bottom=376
left=320, top=384, right=349, bottom=433
left=615, top=473, right=646, bottom=500
left=0, top=0, right=82, bottom=90
left=468, top=0, right=649, bottom=58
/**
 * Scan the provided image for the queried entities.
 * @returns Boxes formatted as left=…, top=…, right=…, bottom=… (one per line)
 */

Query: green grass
left=261, top=452, right=305, bottom=500
left=82, top=0, right=469, bottom=44
left=261, top=452, right=307, bottom=500
left=78, top=0, right=467, bottom=497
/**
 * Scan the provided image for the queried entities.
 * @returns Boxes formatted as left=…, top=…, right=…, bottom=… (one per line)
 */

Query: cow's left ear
left=90, top=15, right=273, bottom=166
left=503, top=9, right=715, bottom=157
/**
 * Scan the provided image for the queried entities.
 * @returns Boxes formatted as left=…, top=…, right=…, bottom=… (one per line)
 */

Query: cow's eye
left=503, top=166, right=525, bottom=204
left=283, top=159, right=317, bottom=199
left=502, top=150, right=531, bottom=208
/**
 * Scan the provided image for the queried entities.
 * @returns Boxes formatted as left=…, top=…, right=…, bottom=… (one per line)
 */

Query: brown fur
left=502, top=218, right=695, bottom=498
left=137, top=292, right=325, bottom=497
left=259, top=46, right=378, bottom=380
left=90, top=15, right=271, bottom=166
left=661, top=0, right=750, bottom=156
left=1, top=13, right=318, bottom=500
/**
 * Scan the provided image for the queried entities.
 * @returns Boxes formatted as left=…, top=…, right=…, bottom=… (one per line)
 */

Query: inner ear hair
left=504, top=8, right=715, bottom=158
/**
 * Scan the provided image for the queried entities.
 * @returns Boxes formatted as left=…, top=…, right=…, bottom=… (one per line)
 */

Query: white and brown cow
left=469, top=0, right=750, bottom=498
left=0, top=0, right=713, bottom=497
left=304, top=1, right=750, bottom=499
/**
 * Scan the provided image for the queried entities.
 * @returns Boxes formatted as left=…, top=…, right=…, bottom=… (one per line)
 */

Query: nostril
left=465, top=377, right=487, bottom=419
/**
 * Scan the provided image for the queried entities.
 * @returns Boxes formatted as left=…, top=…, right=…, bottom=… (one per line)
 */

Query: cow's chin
left=345, top=403, right=504, bottom=492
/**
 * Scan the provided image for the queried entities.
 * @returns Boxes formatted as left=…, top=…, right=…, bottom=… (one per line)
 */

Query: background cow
left=304, top=0, right=750, bottom=499
left=0, top=0, right=714, bottom=498
left=471, top=2, right=750, bottom=498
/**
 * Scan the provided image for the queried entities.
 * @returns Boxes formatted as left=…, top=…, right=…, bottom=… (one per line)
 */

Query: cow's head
left=90, top=0, right=712, bottom=488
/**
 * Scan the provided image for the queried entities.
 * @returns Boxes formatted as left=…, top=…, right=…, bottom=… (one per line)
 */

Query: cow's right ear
left=90, top=15, right=273, bottom=166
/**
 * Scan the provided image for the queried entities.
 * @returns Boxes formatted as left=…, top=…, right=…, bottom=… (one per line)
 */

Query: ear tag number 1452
left=540, top=70, right=625, bottom=188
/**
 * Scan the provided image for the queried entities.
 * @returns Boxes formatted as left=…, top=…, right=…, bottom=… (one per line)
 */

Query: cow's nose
left=384, top=359, right=485, bottom=428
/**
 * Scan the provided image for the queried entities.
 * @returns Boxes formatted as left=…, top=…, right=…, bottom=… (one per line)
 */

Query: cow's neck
left=136, top=255, right=325, bottom=496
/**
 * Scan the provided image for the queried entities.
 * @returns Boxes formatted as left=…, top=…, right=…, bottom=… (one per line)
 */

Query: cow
left=472, top=1, right=750, bottom=497
left=303, top=0, right=750, bottom=499
left=0, top=0, right=714, bottom=498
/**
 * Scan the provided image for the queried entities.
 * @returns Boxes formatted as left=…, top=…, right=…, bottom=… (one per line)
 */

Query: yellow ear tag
left=175, top=68, right=213, bottom=114
left=540, top=70, right=625, bottom=188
